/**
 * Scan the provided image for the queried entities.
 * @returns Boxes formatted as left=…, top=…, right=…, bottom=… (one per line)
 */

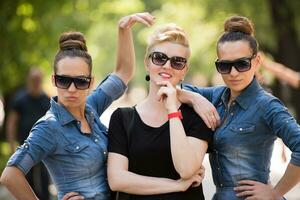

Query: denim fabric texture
left=7, top=74, right=126, bottom=200
left=184, top=78, right=300, bottom=199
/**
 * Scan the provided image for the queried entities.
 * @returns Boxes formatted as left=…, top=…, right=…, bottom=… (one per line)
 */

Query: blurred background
left=0, top=0, right=300, bottom=199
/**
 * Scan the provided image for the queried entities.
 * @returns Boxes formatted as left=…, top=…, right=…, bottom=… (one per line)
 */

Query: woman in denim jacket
left=180, top=16, right=300, bottom=199
left=0, top=13, right=154, bottom=200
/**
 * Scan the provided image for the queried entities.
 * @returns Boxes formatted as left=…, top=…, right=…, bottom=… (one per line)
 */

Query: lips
left=159, top=72, right=172, bottom=79
left=229, top=79, right=242, bottom=84
left=66, top=96, right=78, bottom=101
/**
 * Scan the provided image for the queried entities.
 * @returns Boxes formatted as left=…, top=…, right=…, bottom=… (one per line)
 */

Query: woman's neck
left=63, top=104, right=86, bottom=121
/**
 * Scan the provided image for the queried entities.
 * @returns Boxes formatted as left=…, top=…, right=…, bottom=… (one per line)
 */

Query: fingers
left=237, top=180, right=258, bottom=186
left=196, top=105, right=219, bottom=131
left=236, top=190, right=254, bottom=197
left=119, top=12, right=155, bottom=29
left=62, top=192, right=84, bottom=200
left=234, top=185, right=254, bottom=192
left=191, top=174, right=203, bottom=187
left=156, top=81, right=176, bottom=101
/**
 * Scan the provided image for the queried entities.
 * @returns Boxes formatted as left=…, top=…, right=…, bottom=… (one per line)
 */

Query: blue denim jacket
left=7, top=74, right=126, bottom=200
left=184, top=78, right=300, bottom=199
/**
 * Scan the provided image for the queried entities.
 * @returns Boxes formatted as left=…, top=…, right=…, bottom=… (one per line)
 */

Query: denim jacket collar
left=50, top=97, right=76, bottom=125
left=221, top=77, right=263, bottom=110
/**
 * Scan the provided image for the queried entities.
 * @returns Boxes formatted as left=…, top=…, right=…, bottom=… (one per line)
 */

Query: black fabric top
left=108, top=103, right=213, bottom=200
left=11, top=89, right=50, bottom=144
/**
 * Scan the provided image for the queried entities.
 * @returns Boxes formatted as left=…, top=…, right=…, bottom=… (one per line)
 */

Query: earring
left=145, top=74, right=150, bottom=81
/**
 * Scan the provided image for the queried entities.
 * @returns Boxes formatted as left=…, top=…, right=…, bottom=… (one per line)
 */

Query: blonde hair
left=145, top=24, right=190, bottom=59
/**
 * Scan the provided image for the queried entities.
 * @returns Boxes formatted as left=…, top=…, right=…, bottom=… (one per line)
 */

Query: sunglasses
left=149, top=52, right=187, bottom=70
left=215, top=57, right=254, bottom=74
left=54, top=75, right=91, bottom=90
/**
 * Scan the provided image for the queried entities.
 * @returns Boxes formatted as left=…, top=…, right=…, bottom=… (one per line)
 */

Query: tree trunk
left=268, top=0, right=300, bottom=122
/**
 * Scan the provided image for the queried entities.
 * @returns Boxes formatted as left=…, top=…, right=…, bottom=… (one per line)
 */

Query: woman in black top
left=108, top=23, right=213, bottom=200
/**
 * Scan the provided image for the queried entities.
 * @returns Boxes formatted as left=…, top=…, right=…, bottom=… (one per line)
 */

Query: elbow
left=177, top=167, right=196, bottom=180
left=108, top=172, right=124, bottom=191
left=0, top=167, right=12, bottom=187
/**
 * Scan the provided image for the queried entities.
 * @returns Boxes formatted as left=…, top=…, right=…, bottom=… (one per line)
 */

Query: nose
left=68, top=82, right=77, bottom=92
left=162, top=60, right=172, bottom=69
left=230, top=66, right=239, bottom=76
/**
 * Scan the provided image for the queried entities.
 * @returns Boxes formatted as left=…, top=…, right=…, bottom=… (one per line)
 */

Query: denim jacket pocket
left=230, top=124, right=256, bottom=134
left=64, top=142, right=89, bottom=153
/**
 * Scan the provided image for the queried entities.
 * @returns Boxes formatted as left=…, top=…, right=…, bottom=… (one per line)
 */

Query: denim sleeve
left=181, top=83, right=213, bottom=101
left=7, top=120, right=57, bottom=174
left=87, top=74, right=127, bottom=116
left=263, top=98, right=300, bottom=166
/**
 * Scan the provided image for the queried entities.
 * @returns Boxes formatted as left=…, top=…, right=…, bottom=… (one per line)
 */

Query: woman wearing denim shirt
left=180, top=16, right=300, bottom=199
left=0, top=13, right=155, bottom=200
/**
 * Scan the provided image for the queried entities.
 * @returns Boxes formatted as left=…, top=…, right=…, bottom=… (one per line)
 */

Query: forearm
left=273, top=163, right=300, bottom=196
left=0, top=166, right=38, bottom=200
left=177, top=89, right=201, bottom=105
left=114, top=27, right=135, bottom=85
left=169, top=118, right=201, bottom=179
left=262, top=59, right=300, bottom=88
left=109, top=170, right=181, bottom=195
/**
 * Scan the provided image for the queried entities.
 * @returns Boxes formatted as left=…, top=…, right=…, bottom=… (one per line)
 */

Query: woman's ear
left=144, top=58, right=150, bottom=73
left=253, top=53, right=261, bottom=72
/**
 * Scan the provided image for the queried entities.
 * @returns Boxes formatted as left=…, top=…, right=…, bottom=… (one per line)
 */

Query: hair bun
left=224, top=16, right=254, bottom=36
left=59, top=32, right=87, bottom=51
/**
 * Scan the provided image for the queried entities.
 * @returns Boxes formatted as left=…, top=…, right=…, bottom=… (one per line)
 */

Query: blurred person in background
left=260, top=52, right=300, bottom=89
left=6, top=67, right=51, bottom=200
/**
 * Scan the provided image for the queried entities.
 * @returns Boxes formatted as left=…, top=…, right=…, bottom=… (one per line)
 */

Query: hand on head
left=119, top=12, right=155, bottom=29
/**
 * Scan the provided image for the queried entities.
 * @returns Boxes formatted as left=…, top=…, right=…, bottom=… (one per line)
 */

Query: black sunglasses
left=54, top=75, right=91, bottom=90
left=215, top=56, right=254, bottom=74
left=149, top=52, right=187, bottom=70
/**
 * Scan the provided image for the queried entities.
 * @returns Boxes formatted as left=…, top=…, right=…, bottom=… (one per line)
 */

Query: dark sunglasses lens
left=152, top=52, right=168, bottom=66
left=55, top=76, right=72, bottom=89
left=170, top=57, right=186, bottom=70
left=215, top=62, right=232, bottom=74
left=235, top=59, right=251, bottom=72
left=73, top=77, right=91, bottom=89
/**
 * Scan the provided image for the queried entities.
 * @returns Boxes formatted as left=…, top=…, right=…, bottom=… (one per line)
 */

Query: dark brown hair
left=54, top=32, right=92, bottom=75
left=217, top=16, right=258, bottom=56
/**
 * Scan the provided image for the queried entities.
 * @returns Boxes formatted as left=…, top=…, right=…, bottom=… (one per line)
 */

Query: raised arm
left=114, top=12, right=155, bottom=85
left=157, top=81, right=210, bottom=179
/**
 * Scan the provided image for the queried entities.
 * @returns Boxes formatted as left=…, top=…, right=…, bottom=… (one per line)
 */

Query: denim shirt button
left=220, top=183, right=223, bottom=187
left=239, top=128, right=243, bottom=131
left=230, top=112, right=234, bottom=116
left=76, top=146, right=80, bottom=150
left=77, top=121, right=80, bottom=124
left=94, top=139, right=98, bottom=142
left=103, top=151, right=107, bottom=155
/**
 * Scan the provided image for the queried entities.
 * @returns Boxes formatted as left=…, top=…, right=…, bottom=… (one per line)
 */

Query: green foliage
left=1, top=0, right=300, bottom=94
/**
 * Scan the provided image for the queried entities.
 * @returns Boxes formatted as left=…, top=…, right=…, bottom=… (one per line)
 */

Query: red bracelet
left=168, top=110, right=183, bottom=120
